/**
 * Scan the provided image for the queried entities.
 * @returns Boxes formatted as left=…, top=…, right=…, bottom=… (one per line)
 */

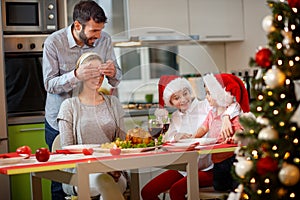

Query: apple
left=16, top=145, right=32, bottom=159
left=110, top=147, right=121, bottom=156
left=35, top=147, right=50, bottom=162
left=82, top=148, right=94, bottom=155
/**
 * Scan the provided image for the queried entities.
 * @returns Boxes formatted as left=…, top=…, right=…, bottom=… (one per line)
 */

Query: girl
left=141, top=76, right=244, bottom=200
left=195, top=73, right=250, bottom=192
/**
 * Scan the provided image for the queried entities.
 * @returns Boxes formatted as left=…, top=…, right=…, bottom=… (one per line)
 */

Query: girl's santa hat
left=162, top=77, right=193, bottom=107
left=203, top=73, right=250, bottom=112
left=158, top=75, right=180, bottom=107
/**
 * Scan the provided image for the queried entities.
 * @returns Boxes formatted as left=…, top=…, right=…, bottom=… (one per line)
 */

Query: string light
left=275, top=153, right=279, bottom=158
left=273, top=109, right=279, bottom=115
left=268, top=91, right=273, bottom=96
left=277, top=15, right=283, bottom=21
left=296, top=56, right=300, bottom=60
left=264, top=178, right=270, bottom=184
left=290, top=126, right=296, bottom=132
left=293, top=138, right=299, bottom=144
left=250, top=178, right=256, bottom=183
left=286, top=79, right=291, bottom=85
left=252, top=150, right=259, bottom=159
left=284, top=152, right=290, bottom=159
left=258, top=95, right=264, bottom=100
left=294, top=158, right=300, bottom=163
left=257, top=106, right=263, bottom=112
left=265, top=189, right=270, bottom=193
left=277, top=43, right=283, bottom=49
left=289, top=60, right=294, bottom=66
left=278, top=59, right=283, bottom=65
left=250, top=129, right=255, bottom=134
left=290, top=193, right=296, bottom=198
left=242, top=194, right=249, bottom=199
left=280, top=93, right=286, bottom=99
left=257, top=190, right=262, bottom=195
left=291, top=24, right=296, bottom=30
left=287, top=103, right=292, bottom=110
left=292, top=8, right=298, bottom=13
left=272, top=145, right=277, bottom=150
left=279, top=121, right=285, bottom=126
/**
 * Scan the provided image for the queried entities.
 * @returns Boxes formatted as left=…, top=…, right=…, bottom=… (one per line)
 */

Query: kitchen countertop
left=7, top=107, right=176, bottom=125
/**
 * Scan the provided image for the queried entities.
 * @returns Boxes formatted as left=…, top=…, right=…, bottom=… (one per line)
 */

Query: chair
left=51, top=134, right=61, bottom=152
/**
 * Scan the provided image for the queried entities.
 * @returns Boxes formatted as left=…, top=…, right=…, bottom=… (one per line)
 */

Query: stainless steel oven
left=4, top=35, right=47, bottom=118
left=2, top=0, right=58, bottom=34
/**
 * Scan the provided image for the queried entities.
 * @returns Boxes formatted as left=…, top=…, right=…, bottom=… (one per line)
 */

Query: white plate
left=162, top=142, right=198, bottom=152
left=62, top=144, right=101, bottom=153
left=0, top=157, right=24, bottom=165
left=178, top=138, right=217, bottom=145
left=93, top=146, right=157, bottom=154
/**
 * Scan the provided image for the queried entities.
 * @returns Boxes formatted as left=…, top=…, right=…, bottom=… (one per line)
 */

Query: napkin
left=0, top=152, right=22, bottom=158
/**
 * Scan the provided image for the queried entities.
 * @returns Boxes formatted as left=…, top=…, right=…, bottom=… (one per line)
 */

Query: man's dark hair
left=73, top=0, right=107, bottom=25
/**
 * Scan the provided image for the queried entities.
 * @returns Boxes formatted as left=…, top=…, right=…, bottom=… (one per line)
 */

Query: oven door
left=4, top=52, right=46, bottom=117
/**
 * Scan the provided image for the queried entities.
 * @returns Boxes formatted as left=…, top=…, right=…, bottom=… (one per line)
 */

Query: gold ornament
left=264, top=66, right=286, bottom=89
left=278, top=163, right=300, bottom=186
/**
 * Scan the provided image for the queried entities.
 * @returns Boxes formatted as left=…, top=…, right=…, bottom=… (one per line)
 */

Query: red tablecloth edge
left=0, top=144, right=236, bottom=174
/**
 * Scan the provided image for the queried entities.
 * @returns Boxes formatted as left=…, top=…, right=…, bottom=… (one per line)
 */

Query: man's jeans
left=45, top=120, right=66, bottom=200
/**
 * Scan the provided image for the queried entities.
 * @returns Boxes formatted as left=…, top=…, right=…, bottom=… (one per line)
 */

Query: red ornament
left=255, top=48, right=272, bottom=68
left=288, top=0, right=300, bottom=9
left=256, top=156, right=278, bottom=175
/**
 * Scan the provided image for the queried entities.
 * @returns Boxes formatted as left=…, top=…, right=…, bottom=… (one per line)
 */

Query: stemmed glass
left=148, top=118, right=163, bottom=139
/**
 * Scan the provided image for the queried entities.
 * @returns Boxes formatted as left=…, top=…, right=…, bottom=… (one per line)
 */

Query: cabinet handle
left=146, top=31, right=175, bottom=34
left=19, top=128, right=45, bottom=132
left=205, top=35, right=232, bottom=39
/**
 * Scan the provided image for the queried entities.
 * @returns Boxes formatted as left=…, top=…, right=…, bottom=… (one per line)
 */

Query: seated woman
left=141, top=76, right=242, bottom=200
left=195, top=73, right=250, bottom=191
left=57, top=52, right=127, bottom=200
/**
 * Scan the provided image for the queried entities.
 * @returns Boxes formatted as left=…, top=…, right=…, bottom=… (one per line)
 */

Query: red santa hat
left=162, top=77, right=193, bottom=107
left=203, top=73, right=250, bottom=112
left=158, top=75, right=180, bottom=107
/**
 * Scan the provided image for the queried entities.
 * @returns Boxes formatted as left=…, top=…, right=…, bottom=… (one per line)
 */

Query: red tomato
left=110, top=147, right=121, bottom=156
left=82, top=148, right=94, bottom=155
left=16, top=145, right=32, bottom=159
left=35, top=148, right=50, bottom=162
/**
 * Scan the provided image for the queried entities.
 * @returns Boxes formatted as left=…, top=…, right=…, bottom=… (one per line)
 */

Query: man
left=42, top=1, right=122, bottom=199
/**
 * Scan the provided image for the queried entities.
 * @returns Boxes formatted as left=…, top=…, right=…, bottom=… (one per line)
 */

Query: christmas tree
left=232, top=0, right=300, bottom=199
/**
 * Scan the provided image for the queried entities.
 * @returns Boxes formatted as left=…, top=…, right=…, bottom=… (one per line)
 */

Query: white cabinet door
left=189, top=0, right=244, bottom=42
left=128, top=0, right=189, bottom=39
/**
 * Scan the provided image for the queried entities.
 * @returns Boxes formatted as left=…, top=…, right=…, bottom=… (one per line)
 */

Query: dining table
left=0, top=143, right=237, bottom=200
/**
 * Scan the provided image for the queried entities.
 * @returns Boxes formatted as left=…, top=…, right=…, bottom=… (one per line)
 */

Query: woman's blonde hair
left=76, top=52, right=103, bottom=69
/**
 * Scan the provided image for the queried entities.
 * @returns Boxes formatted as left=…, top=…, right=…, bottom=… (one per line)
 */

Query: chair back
left=52, top=134, right=61, bottom=152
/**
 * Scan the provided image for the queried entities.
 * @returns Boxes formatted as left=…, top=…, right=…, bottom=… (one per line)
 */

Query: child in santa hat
left=161, top=76, right=243, bottom=142
left=141, top=76, right=245, bottom=200
left=195, top=73, right=250, bottom=192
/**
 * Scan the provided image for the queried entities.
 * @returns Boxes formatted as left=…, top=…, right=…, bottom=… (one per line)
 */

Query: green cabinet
left=8, top=123, right=51, bottom=200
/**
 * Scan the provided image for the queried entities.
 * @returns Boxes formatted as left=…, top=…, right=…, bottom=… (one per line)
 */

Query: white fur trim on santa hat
left=203, top=73, right=234, bottom=107
left=163, top=77, right=192, bottom=107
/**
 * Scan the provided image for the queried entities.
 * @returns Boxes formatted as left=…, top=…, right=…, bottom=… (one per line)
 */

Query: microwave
left=2, top=0, right=58, bottom=34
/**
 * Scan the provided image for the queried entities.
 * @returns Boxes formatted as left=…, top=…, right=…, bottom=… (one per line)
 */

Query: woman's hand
left=100, top=60, right=116, bottom=78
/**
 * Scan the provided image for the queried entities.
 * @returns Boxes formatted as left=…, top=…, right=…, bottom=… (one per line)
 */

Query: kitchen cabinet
left=128, top=0, right=190, bottom=39
left=8, top=123, right=51, bottom=200
left=189, top=0, right=244, bottom=42
left=127, top=0, right=244, bottom=42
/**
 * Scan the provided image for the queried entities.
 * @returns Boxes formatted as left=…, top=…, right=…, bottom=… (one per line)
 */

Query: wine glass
left=148, top=118, right=163, bottom=139
left=161, top=117, right=171, bottom=134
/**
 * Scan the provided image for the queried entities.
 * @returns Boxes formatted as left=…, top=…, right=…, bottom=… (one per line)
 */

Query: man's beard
left=79, top=29, right=95, bottom=47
